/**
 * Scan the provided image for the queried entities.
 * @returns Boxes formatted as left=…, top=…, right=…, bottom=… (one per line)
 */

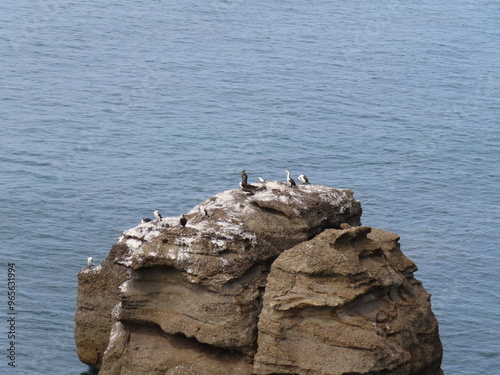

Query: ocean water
left=0, top=0, right=498, bottom=374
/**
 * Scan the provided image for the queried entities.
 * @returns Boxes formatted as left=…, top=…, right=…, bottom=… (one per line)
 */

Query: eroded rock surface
left=254, top=226, right=443, bottom=375
left=116, top=182, right=362, bottom=287
left=75, top=182, right=442, bottom=374
left=100, top=322, right=254, bottom=375
left=75, top=243, right=130, bottom=368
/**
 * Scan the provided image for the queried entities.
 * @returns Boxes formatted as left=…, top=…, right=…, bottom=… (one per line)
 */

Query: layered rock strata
left=75, top=181, right=442, bottom=374
left=254, top=226, right=443, bottom=375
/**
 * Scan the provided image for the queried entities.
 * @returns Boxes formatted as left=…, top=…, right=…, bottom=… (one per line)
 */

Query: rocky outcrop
left=254, top=226, right=443, bottom=375
left=75, top=181, right=442, bottom=374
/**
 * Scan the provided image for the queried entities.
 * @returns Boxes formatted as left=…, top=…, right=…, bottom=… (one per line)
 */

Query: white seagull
left=87, top=257, right=93, bottom=267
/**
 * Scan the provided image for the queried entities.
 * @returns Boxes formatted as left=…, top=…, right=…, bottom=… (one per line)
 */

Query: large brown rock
left=103, top=182, right=361, bottom=359
left=254, top=226, right=443, bottom=375
left=75, top=182, right=442, bottom=374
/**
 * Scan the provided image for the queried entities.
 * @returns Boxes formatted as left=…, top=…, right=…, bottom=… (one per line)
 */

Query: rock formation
left=75, top=181, right=443, bottom=374
left=254, top=226, right=443, bottom=375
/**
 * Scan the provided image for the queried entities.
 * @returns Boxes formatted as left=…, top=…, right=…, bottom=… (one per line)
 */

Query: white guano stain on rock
left=80, top=264, right=102, bottom=273
left=114, top=185, right=360, bottom=274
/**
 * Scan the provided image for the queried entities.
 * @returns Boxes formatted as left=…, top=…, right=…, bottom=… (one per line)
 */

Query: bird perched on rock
left=154, top=209, right=162, bottom=222
left=258, top=176, right=265, bottom=183
left=141, top=217, right=152, bottom=223
left=241, top=170, right=248, bottom=184
left=285, top=169, right=296, bottom=187
left=199, top=205, right=209, bottom=218
left=180, top=214, right=187, bottom=227
left=87, top=256, right=93, bottom=268
left=240, top=181, right=259, bottom=194
left=298, top=174, right=310, bottom=184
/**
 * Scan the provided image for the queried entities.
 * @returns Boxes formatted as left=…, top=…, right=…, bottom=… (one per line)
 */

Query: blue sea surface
left=0, top=1, right=499, bottom=374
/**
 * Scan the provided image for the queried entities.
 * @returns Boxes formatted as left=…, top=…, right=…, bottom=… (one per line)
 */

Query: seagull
left=241, top=170, right=248, bottom=184
left=298, top=174, right=310, bottom=184
left=180, top=214, right=187, bottom=227
left=258, top=176, right=265, bottom=183
left=154, top=209, right=162, bottom=222
left=87, top=257, right=93, bottom=267
left=285, top=169, right=296, bottom=187
left=141, top=217, right=152, bottom=223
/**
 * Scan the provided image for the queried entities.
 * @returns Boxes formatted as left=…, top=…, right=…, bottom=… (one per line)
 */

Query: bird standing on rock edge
left=285, top=169, right=296, bottom=187
left=180, top=214, right=187, bottom=227
left=298, top=174, right=310, bottom=184
left=241, top=170, right=248, bottom=184
left=154, top=209, right=162, bottom=222
left=87, top=257, right=93, bottom=268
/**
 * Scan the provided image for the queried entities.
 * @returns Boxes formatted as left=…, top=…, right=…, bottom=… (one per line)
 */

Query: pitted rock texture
left=75, top=183, right=442, bottom=374
left=254, top=226, right=443, bottom=375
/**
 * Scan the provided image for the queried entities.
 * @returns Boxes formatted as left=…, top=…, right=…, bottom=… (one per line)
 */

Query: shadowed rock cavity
left=75, top=183, right=442, bottom=374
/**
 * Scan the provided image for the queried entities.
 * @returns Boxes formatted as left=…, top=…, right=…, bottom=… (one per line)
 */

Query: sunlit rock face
left=75, top=182, right=442, bottom=375
left=254, top=226, right=443, bottom=375
left=115, top=181, right=362, bottom=287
